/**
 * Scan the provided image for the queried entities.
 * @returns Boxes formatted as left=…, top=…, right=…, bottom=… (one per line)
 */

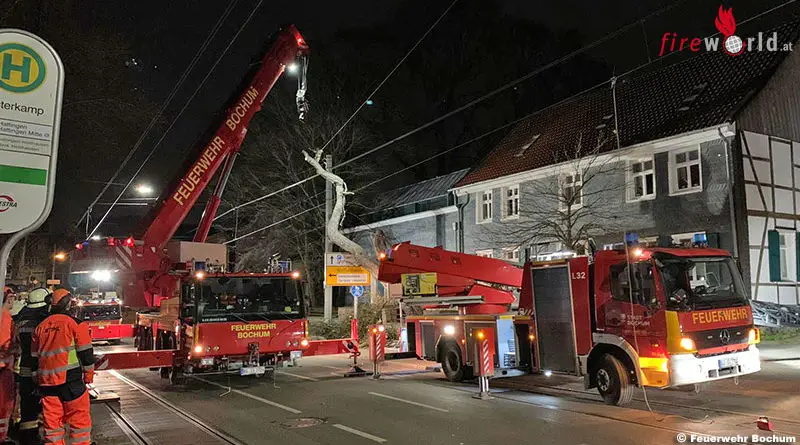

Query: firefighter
left=1, top=287, right=19, bottom=445
left=31, top=289, right=95, bottom=445
left=14, top=287, right=52, bottom=445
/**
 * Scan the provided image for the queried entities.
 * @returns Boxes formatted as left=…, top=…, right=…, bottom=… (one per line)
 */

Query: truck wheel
left=169, top=367, right=185, bottom=385
left=441, top=342, right=465, bottom=382
left=595, top=354, right=634, bottom=406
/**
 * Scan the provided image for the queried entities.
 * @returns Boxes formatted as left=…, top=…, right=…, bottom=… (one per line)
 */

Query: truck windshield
left=655, top=254, right=748, bottom=310
left=188, top=276, right=304, bottom=322
left=76, top=304, right=121, bottom=321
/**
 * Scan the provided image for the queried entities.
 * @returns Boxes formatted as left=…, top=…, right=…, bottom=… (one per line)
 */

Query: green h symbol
left=1, top=52, right=31, bottom=83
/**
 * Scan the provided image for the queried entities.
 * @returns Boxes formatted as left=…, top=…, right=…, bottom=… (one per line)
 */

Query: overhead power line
left=85, top=0, right=264, bottom=239
left=76, top=0, right=241, bottom=229
left=214, top=0, right=689, bottom=222
left=213, top=0, right=461, bottom=222
left=222, top=0, right=800, bottom=244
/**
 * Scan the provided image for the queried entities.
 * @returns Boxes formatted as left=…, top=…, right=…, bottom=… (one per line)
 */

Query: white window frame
left=502, top=247, right=520, bottom=263
left=475, top=249, right=494, bottom=258
left=627, top=157, right=656, bottom=202
left=559, top=173, right=583, bottom=211
left=502, top=185, right=520, bottom=220
left=477, top=190, right=493, bottom=223
left=669, top=146, right=702, bottom=195
left=779, top=232, right=796, bottom=281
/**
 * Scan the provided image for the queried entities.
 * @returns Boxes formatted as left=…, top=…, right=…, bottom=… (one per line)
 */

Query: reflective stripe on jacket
left=32, top=314, right=94, bottom=386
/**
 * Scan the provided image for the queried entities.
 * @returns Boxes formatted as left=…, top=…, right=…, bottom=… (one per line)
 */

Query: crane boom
left=142, top=25, right=308, bottom=250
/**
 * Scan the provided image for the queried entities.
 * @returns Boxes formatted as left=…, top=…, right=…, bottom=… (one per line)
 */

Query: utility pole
left=323, top=154, right=333, bottom=322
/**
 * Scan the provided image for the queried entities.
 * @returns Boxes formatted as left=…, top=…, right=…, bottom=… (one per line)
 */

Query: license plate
left=200, top=358, right=214, bottom=366
left=718, top=357, right=737, bottom=369
left=239, top=365, right=266, bottom=376
left=290, top=351, right=302, bottom=361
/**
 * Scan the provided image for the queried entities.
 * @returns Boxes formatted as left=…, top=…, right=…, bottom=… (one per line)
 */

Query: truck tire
left=169, top=366, right=185, bottom=385
left=595, top=354, right=634, bottom=406
left=441, top=342, right=466, bottom=382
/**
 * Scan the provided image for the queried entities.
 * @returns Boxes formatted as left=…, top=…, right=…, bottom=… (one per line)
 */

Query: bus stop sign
left=0, top=29, right=64, bottom=234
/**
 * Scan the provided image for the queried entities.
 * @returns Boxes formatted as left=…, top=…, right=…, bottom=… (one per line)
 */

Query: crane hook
left=295, top=54, right=309, bottom=121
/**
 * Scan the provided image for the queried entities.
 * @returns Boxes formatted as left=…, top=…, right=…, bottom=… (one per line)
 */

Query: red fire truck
left=70, top=25, right=361, bottom=381
left=76, top=299, right=133, bottom=344
left=380, top=238, right=761, bottom=405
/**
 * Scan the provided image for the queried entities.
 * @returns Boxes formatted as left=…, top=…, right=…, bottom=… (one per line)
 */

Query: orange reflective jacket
left=32, top=314, right=94, bottom=386
left=0, top=309, right=13, bottom=369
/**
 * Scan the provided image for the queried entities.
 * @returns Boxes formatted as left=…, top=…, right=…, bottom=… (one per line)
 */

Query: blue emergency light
left=624, top=232, right=639, bottom=245
left=693, top=233, right=708, bottom=244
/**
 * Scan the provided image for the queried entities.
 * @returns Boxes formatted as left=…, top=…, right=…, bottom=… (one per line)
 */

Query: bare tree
left=485, top=131, right=626, bottom=255
left=219, top=89, right=373, bottom=309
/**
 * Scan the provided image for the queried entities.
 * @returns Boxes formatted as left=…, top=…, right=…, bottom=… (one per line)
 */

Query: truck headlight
left=680, top=337, right=696, bottom=352
left=748, top=328, right=759, bottom=344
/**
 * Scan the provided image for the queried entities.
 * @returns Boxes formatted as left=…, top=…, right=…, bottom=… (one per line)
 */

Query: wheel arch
left=587, top=334, right=640, bottom=388
left=435, top=335, right=460, bottom=364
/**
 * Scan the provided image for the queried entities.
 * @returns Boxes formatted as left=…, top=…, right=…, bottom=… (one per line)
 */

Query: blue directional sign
left=350, top=285, right=364, bottom=298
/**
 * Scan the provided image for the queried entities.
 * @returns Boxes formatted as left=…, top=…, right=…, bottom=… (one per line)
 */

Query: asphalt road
left=86, top=344, right=800, bottom=445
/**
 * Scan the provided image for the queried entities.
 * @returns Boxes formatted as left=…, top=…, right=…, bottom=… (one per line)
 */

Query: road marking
left=278, top=371, right=319, bottom=382
left=332, top=424, right=387, bottom=443
left=368, top=392, right=449, bottom=412
left=193, top=376, right=302, bottom=414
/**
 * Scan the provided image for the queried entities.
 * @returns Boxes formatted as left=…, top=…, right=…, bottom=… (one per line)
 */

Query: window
left=502, top=248, right=520, bottom=262
left=609, top=262, right=656, bottom=306
left=779, top=233, right=795, bottom=281
left=560, top=173, right=582, bottom=209
left=503, top=186, right=519, bottom=219
left=628, top=158, right=655, bottom=201
left=475, top=249, right=494, bottom=258
left=478, top=190, right=493, bottom=223
left=671, top=147, right=702, bottom=193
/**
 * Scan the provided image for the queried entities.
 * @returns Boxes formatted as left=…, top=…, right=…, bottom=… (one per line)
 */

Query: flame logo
left=715, top=6, right=737, bottom=37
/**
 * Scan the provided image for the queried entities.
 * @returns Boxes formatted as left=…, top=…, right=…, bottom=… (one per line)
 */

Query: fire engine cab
left=380, top=235, right=761, bottom=406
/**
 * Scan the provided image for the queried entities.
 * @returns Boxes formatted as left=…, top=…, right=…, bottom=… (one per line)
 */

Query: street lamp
left=134, top=183, right=154, bottom=196
left=52, top=251, right=67, bottom=282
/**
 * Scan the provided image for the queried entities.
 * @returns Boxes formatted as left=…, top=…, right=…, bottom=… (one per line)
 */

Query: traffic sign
left=325, top=252, right=358, bottom=267
left=350, top=285, right=364, bottom=297
left=326, top=266, right=370, bottom=286
left=0, top=29, right=64, bottom=234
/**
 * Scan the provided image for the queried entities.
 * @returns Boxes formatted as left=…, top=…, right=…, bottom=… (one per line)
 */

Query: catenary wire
left=85, top=0, right=264, bottom=239
left=76, top=0, right=240, bottom=229
left=213, top=0, right=691, bottom=221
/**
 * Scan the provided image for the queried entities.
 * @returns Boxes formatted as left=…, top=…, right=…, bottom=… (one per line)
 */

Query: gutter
left=718, top=123, right=739, bottom=259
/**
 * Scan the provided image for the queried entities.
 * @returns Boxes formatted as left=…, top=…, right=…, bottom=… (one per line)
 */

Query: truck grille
left=692, top=326, right=749, bottom=350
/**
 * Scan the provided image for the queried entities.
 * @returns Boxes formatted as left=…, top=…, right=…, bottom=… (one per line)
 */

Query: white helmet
left=27, top=288, right=51, bottom=308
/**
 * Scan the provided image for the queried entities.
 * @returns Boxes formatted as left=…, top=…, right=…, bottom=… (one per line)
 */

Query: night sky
left=3, top=0, right=799, bottom=244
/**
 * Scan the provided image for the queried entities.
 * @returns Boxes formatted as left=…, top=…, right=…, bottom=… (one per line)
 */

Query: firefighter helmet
left=26, top=287, right=51, bottom=308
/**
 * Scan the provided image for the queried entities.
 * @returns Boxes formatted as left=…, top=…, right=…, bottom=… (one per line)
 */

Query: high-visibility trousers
left=16, top=375, right=42, bottom=444
left=0, top=368, right=14, bottom=441
left=41, top=388, right=91, bottom=445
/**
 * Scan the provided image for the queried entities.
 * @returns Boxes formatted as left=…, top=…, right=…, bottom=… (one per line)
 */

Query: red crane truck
left=70, top=25, right=360, bottom=382
left=380, top=237, right=761, bottom=405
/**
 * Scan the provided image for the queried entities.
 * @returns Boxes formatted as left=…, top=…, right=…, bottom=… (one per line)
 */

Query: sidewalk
left=759, top=340, right=800, bottom=361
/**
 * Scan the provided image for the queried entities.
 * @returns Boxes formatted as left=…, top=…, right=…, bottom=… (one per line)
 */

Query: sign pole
left=0, top=29, right=65, bottom=336
left=323, top=155, right=333, bottom=322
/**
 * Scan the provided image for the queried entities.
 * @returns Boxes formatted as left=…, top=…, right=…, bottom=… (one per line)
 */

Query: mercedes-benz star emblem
left=719, top=329, right=731, bottom=345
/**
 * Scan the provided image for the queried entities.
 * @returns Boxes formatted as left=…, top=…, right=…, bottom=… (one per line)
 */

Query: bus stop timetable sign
left=0, top=29, right=64, bottom=234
